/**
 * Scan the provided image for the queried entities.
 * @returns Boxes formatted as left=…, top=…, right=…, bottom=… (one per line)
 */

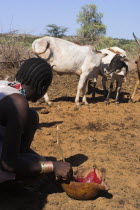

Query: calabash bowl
left=61, top=181, right=108, bottom=200
left=61, top=166, right=109, bottom=200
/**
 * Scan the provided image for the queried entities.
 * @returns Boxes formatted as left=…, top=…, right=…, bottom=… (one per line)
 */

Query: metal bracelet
left=40, top=161, right=54, bottom=174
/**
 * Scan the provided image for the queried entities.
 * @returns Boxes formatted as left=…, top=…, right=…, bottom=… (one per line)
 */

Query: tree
left=77, top=4, right=106, bottom=41
left=45, top=24, right=68, bottom=38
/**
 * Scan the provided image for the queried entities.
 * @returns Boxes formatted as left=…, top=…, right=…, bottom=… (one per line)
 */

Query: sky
left=0, top=0, right=140, bottom=40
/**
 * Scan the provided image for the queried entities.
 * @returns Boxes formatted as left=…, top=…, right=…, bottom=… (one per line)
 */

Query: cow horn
left=133, top=32, right=140, bottom=47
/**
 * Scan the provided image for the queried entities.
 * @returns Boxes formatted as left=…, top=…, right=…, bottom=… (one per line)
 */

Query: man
left=0, top=58, right=73, bottom=183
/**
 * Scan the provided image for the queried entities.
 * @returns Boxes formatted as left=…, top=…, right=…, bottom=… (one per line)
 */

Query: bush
left=0, top=33, right=39, bottom=70
left=92, top=36, right=138, bottom=59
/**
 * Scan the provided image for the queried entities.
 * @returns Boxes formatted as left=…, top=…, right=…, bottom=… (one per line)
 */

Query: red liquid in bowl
left=74, top=168, right=102, bottom=184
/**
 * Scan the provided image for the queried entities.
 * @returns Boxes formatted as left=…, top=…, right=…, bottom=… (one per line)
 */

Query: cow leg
left=105, top=77, right=114, bottom=105
left=91, top=78, right=97, bottom=99
left=130, top=72, right=140, bottom=102
left=115, top=80, right=118, bottom=93
left=75, top=73, right=88, bottom=106
left=102, top=76, right=108, bottom=97
left=87, top=78, right=97, bottom=99
left=44, top=92, right=52, bottom=105
left=82, top=81, right=88, bottom=105
left=115, top=79, right=122, bottom=104
left=87, top=80, right=93, bottom=94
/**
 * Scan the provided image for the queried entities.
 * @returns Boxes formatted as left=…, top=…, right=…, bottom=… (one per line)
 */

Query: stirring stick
left=57, top=125, right=65, bottom=161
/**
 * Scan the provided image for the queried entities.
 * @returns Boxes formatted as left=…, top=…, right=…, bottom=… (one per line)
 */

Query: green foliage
left=77, top=4, right=106, bottom=41
left=94, top=36, right=138, bottom=58
left=94, top=36, right=119, bottom=50
left=0, top=33, right=40, bottom=47
left=45, top=24, right=68, bottom=38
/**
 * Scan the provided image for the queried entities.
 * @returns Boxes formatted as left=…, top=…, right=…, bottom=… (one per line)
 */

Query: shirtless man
left=0, top=58, right=73, bottom=183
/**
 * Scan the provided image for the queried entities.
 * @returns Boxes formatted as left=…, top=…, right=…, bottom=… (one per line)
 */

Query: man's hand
left=52, top=161, right=73, bottom=180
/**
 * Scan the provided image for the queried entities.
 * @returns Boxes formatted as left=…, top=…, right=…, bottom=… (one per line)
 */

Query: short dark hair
left=15, top=58, right=53, bottom=97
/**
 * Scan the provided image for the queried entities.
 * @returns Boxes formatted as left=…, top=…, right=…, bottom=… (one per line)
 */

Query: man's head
left=15, top=58, right=53, bottom=102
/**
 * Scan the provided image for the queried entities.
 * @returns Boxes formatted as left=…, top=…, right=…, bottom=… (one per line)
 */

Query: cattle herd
left=14, top=33, right=139, bottom=106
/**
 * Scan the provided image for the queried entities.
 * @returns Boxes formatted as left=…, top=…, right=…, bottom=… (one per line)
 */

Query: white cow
left=88, top=47, right=129, bottom=104
left=32, top=36, right=107, bottom=106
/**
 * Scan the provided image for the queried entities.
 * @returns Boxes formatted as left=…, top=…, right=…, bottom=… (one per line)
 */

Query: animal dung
left=61, top=166, right=109, bottom=200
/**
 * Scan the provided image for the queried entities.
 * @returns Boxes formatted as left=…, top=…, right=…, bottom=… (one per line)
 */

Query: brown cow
left=130, top=33, right=140, bottom=102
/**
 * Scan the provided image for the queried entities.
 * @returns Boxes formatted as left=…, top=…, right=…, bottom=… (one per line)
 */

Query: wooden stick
left=57, top=125, right=65, bottom=161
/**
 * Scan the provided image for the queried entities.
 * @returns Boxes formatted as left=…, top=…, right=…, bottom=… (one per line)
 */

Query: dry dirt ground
left=0, top=61, right=140, bottom=210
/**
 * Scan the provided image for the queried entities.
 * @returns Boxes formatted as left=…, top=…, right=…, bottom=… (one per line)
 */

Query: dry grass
left=0, top=34, right=33, bottom=71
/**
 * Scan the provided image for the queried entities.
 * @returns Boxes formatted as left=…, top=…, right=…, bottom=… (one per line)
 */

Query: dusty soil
left=0, top=61, right=140, bottom=210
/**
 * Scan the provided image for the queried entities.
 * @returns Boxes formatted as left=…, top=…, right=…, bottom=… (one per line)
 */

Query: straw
left=57, top=125, right=65, bottom=161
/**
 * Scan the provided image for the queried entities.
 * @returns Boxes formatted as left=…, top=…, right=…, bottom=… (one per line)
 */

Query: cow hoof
left=129, top=98, right=133, bottom=103
left=47, top=101, right=52, bottom=106
left=74, top=105, right=81, bottom=111
left=84, top=102, right=89, bottom=105
left=104, top=101, right=110, bottom=105
left=115, top=102, right=120, bottom=105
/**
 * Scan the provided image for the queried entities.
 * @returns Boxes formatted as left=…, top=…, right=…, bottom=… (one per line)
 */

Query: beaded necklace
left=8, top=82, right=26, bottom=96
